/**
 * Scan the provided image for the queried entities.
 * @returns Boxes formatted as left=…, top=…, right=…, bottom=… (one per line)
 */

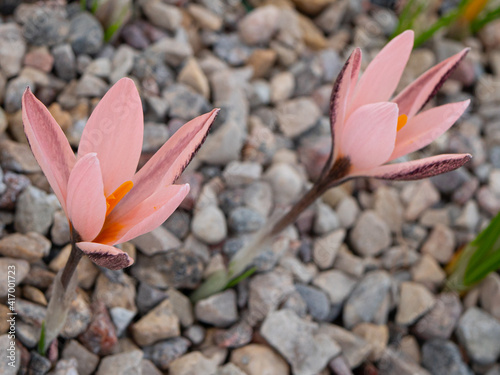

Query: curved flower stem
left=192, top=159, right=351, bottom=302
left=39, top=231, right=82, bottom=355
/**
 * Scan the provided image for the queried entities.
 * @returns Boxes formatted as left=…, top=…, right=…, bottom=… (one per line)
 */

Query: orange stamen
left=397, top=114, right=408, bottom=131
left=105, top=180, right=133, bottom=216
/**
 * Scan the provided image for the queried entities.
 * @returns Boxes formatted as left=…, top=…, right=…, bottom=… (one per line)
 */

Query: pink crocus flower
left=22, top=78, right=218, bottom=270
left=321, top=30, right=471, bottom=183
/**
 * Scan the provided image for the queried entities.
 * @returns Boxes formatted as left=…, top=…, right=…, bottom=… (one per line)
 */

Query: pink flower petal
left=340, top=102, right=399, bottom=170
left=330, top=48, right=361, bottom=161
left=96, top=184, right=189, bottom=245
left=66, top=153, right=107, bottom=241
left=116, top=109, right=219, bottom=213
left=394, top=49, right=469, bottom=118
left=359, top=154, right=472, bottom=180
left=390, top=100, right=470, bottom=161
left=77, top=78, right=143, bottom=196
left=349, top=30, right=414, bottom=112
left=77, top=242, right=134, bottom=270
left=22, top=88, right=76, bottom=213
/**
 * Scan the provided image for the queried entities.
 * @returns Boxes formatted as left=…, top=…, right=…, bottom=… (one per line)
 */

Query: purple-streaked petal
left=393, top=48, right=469, bottom=118
left=359, top=154, right=472, bottom=181
left=77, top=242, right=134, bottom=270
left=22, top=88, right=76, bottom=214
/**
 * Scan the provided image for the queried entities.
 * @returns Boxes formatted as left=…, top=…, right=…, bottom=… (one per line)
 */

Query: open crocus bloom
left=22, top=78, right=219, bottom=270
left=322, top=30, right=471, bottom=184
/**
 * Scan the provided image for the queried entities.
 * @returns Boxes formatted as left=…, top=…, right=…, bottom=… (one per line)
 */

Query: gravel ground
left=0, top=0, right=500, bottom=374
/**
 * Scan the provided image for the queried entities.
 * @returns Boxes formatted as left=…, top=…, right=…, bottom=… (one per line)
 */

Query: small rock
left=22, top=285, right=46, bottom=305
left=131, top=298, right=180, bottom=347
left=223, top=161, right=262, bottom=187
left=0, top=23, right=26, bottom=78
left=110, top=307, right=136, bottom=336
left=143, top=337, right=191, bottom=370
left=343, top=270, right=392, bottom=328
left=5, top=76, right=34, bottom=113
left=130, top=226, right=181, bottom=256
left=381, top=246, right=419, bottom=270
left=313, top=270, right=357, bottom=305
left=51, top=358, right=79, bottom=375
left=352, top=323, right=388, bottom=361
left=277, top=97, right=321, bottom=137
left=456, top=307, right=500, bottom=365
left=76, top=74, right=108, bottom=97
left=247, top=49, right=277, bottom=79
left=313, top=202, right=340, bottom=235
left=132, top=251, right=204, bottom=289
left=21, top=5, right=69, bottom=47
left=264, top=163, right=303, bottom=205
left=29, top=351, right=51, bottom=374
left=85, top=57, right=111, bottom=78
left=166, top=288, right=194, bottom=328
left=421, top=339, right=473, bottom=375
left=414, top=292, right=462, bottom=340
left=396, top=282, right=436, bottom=326
left=350, top=210, right=391, bottom=257
left=238, top=5, right=281, bottom=46
left=78, top=301, right=117, bottom=355
left=51, top=210, right=70, bottom=245
left=110, top=45, right=136, bottom=83
left=400, top=335, right=421, bottom=364
left=0, top=258, right=30, bottom=297
left=480, top=273, right=500, bottom=320
left=421, top=224, right=455, bottom=264
left=96, top=349, right=143, bottom=375
left=248, top=270, right=294, bottom=322
left=62, top=340, right=100, bottom=375
left=261, top=309, right=341, bottom=375
left=52, top=44, right=76, bottom=80
left=279, top=256, right=316, bottom=284
left=411, top=254, right=446, bottom=290
left=178, top=57, right=210, bottom=99
left=405, top=181, right=440, bottom=221
left=270, top=71, right=295, bottom=103
left=455, top=200, right=480, bottom=232
left=61, top=291, right=92, bottom=339
left=0, top=139, right=40, bottom=173
left=169, top=352, right=218, bottom=375
left=216, top=363, right=246, bottom=375
left=214, top=321, right=253, bottom=348
left=313, top=228, right=346, bottom=272
left=191, top=205, right=227, bottom=245
left=68, top=12, right=103, bottom=55
left=142, top=0, right=182, bottom=31
left=230, top=344, right=289, bottom=375
left=295, top=284, right=331, bottom=321
left=185, top=325, right=205, bottom=346
left=187, top=4, right=223, bottom=31
left=379, top=347, right=430, bottom=375
left=0, top=334, right=19, bottom=374
left=336, top=196, right=360, bottom=228
left=0, top=232, right=51, bottom=262
left=195, top=290, right=238, bottom=328
left=228, top=207, right=265, bottom=234
left=374, top=186, right=404, bottom=233
left=321, top=324, right=371, bottom=369
left=93, top=273, right=136, bottom=313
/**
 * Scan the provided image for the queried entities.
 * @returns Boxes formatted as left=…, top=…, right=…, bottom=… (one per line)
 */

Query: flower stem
left=39, top=231, right=82, bottom=355
left=60, top=241, right=83, bottom=290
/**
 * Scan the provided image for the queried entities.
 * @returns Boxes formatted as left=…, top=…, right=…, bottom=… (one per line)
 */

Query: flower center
left=397, top=114, right=408, bottom=131
left=105, top=181, right=133, bottom=216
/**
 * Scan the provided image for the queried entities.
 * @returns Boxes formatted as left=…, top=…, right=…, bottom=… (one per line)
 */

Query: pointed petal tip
left=77, top=242, right=135, bottom=270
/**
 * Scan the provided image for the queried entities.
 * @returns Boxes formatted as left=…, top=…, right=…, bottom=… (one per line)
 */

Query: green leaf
left=225, top=267, right=257, bottom=289
left=470, top=5, right=500, bottom=33
left=413, top=0, right=472, bottom=47
left=38, top=321, right=46, bottom=356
